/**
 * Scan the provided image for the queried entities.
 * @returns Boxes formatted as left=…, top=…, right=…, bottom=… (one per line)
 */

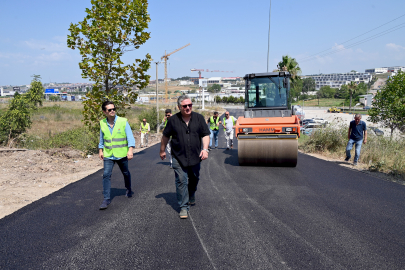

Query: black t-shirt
left=163, top=111, right=211, bottom=167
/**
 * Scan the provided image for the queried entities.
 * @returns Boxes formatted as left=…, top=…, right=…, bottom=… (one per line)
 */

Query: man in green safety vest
left=207, top=111, right=221, bottom=150
left=162, top=109, right=173, bottom=168
left=140, top=118, right=150, bottom=148
left=99, top=101, right=135, bottom=210
left=222, top=111, right=237, bottom=150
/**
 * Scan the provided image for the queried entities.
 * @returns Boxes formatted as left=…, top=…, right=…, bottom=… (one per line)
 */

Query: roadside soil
left=0, top=131, right=162, bottom=220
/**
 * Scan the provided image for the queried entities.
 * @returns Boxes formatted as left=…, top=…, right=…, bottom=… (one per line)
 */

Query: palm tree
left=347, top=81, right=357, bottom=112
left=277, top=55, right=302, bottom=81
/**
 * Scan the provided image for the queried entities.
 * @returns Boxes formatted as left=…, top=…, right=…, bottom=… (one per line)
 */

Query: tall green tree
left=335, top=84, right=348, bottom=99
left=26, top=75, right=45, bottom=107
left=302, top=77, right=315, bottom=94
left=368, top=71, right=405, bottom=137
left=67, top=0, right=151, bottom=129
left=290, top=77, right=303, bottom=101
left=347, top=81, right=357, bottom=111
left=277, top=55, right=302, bottom=81
left=208, top=84, right=221, bottom=93
left=318, top=86, right=336, bottom=98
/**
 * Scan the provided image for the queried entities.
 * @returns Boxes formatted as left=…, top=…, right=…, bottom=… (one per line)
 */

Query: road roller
left=236, top=71, right=300, bottom=167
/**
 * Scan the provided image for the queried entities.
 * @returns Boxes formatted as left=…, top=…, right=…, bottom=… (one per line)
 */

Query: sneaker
left=226, top=147, right=229, bottom=150
left=179, top=209, right=188, bottom=219
left=189, top=195, right=195, bottom=205
left=99, top=199, right=111, bottom=210
left=126, top=189, right=133, bottom=198
left=345, top=157, right=350, bottom=161
left=353, top=161, right=358, bottom=166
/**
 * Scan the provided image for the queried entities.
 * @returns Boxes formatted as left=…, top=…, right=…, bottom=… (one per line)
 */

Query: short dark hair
left=165, top=109, right=172, bottom=114
left=214, top=111, right=218, bottom=115
left=102, top=101, right=115, bottom=111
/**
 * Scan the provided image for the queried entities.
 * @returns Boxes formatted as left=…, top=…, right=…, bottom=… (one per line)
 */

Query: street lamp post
left=155, top=62, right=160, bottom=133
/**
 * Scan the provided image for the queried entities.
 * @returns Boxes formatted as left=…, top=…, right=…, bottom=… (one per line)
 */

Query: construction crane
left=191, top=68, right=235, bottom=78
left=161, top=43, right=190, bottom=102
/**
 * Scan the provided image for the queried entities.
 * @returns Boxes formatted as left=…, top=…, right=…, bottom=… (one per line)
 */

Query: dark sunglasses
left=107, top=108, right=116, bottom=112
left=166, top=114, right=171, bottom=117
left=182, top=104, right=192, bottom=108
left=225, top=114, right=229, bottom=116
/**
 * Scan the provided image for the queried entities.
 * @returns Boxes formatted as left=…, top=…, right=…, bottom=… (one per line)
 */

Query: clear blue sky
left=1, top=0, right=405, bottom=85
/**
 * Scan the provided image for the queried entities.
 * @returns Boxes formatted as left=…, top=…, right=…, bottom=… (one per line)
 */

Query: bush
left=21, top=126, right=99, bottom=154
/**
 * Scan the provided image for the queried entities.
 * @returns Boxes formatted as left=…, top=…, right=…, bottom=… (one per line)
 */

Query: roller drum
left=238, top=138, right=298, bottom=167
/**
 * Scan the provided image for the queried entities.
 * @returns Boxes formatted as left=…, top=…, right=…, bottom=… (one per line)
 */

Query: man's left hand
left=363, top=139, right=367, bottom=144
left=200, top=150, right=208, bottom=160
left=127, top=149, right=134, bottom=160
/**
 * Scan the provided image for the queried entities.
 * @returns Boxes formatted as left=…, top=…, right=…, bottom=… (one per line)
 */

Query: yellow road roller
left=236, top=71, right=300, bottom=167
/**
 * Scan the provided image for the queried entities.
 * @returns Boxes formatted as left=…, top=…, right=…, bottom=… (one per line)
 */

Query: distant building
left=304, top=72, right=372, bottom=90
left=365, top=66, right=405, bottom=74
left=179, top=80, right=194, bottom=86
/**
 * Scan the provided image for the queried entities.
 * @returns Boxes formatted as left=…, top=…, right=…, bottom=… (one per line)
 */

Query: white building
left=179, top=80, right=194, bottom=86
left=304, top=72, right=372, bottom=90
left=365, top=66, right=405, bottom=74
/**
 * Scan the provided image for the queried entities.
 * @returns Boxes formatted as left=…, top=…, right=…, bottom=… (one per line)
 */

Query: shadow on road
left=155, top=192, right=179, bottom=213
left=156, top=161, right=171, bottom=166
left=223, top=149, right=239, bottom=166
left=110, top=188, right=126, bottom=200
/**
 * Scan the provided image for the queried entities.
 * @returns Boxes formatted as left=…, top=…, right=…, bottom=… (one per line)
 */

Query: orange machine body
left=236, top=115, right=301, bottom=137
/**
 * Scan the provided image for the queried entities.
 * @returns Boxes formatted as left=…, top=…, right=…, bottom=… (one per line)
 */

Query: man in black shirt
left=160, top=95, right=210, bottom=219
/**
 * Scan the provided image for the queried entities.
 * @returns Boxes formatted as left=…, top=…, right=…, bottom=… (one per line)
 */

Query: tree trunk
left=349, top=94, right=352, bottom=112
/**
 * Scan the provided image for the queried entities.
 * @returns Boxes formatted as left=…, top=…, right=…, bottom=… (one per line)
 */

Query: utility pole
left=155, top=62, right=160, bottom=133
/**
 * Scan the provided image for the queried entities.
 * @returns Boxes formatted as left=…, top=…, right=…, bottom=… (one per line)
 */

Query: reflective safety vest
left=141, top=122, right=149, bottom=133
left=100, top=117, right=128, bottom=158
left=163, top=118, right=168, bottom=128
left=223, top=116, right=236, bottom=131
left=209, top=116, right=220, bottom=130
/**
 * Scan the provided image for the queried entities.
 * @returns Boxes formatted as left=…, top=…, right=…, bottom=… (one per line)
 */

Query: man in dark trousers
left=160, top=95, right=210, bottom=219
left=345, top=114, right=367, bottom=166
left=99, top=101, right=135, bottom=210
left=207, top=111, right=221, bottom=150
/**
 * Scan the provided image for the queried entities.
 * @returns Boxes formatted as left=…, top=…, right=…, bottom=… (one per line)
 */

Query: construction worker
left=222, top=111, right=237, bottom=150
left=162, top=109, right=173, bottom=168
left=99, top=101, right=135, bottom=210
left=207, top=111, right=221, bottom=150
left=140, top=118, right=150, bottom=147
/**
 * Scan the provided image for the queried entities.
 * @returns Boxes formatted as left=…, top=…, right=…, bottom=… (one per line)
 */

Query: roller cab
left=237, top=72, right=300, bottom=167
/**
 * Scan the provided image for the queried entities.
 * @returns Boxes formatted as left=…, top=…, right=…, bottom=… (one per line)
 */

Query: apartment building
left=304, top=72, right=372, bottom=90
left=365, top=66, right=405, bottom=74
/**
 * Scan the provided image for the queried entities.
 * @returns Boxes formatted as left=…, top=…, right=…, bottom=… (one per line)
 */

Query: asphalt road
left=1, top=109, right=405, bottom=269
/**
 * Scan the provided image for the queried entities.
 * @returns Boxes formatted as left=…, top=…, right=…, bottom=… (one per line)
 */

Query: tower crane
left=161, top=43, right=190, bottom=102
left=191, top=68, right=235, bottom=79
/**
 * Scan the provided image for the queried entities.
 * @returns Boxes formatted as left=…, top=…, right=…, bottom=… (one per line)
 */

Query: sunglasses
left=225, top=114, right=229, bottom=116
left=166, top=114, right=171, bottom=117
left=182, top=104, right=192, bottom=108
left=107, top=108, right=116, bottom=112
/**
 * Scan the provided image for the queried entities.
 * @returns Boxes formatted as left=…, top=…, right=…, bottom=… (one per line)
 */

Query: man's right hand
left=99, top=149, right=104, bottom=160
left=160, top=151, right=166, bottom=160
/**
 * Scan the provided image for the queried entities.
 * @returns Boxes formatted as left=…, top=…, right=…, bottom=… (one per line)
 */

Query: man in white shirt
left=222, top=111, right=237, bottom=150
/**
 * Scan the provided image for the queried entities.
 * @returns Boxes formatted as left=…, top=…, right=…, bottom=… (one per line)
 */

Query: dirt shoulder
left=0, top=131, right=162, bottom=220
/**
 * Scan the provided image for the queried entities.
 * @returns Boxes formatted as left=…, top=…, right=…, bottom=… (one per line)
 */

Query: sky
left=1, top=0, right=405, bottom=86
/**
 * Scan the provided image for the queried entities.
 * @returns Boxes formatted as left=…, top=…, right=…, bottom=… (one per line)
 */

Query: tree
left=318, top=86, right=336, bottom=98
left=347, top=81, right=357, bottom=111
left=277, top=55, right=302, bottom=81
left=335, top=84, right=348, bottom=99
left=207, top=84, right=221, bottom=93
left=368, top=71, right=405, bottom=137
left=290, top=77, right=303, bottom=101
left=67, top=0, right=151, bottom=129
left=302, top=77, right=315, bottom=94
left=351, top=70, right=357, bottom=73
left=0, top=77, right=44, bottom=146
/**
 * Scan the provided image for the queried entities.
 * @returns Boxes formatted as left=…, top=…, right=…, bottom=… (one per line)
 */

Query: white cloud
left=386, top=43, right=405, bottom=51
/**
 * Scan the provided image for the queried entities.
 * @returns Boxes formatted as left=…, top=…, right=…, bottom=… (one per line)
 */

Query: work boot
left=345, top=157, right=350, bottom=162
left=189, top=194, right=196, bottom=205
left=126, top=189, right=133, bottom=198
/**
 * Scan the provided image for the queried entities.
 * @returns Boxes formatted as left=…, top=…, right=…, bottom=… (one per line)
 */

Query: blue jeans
left=346, top=139, right=363, bottom=162
left=103, top=157, right=131, bottom=200
left=209, top=129, right=219, bottom=147
left=172, top=157, right=200, bottom=211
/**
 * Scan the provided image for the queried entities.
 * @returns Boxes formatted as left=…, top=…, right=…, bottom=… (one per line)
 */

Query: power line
left=267, top=0, right=272, bottom=72
left=300, top=22, right=405, bottom=63
left=298, top=13, right=405, bottom=62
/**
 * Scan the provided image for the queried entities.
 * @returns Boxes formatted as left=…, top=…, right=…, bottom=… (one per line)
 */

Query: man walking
left=162, top=109, right=173, bottom=168
left=207, top=111, right=221, bottom=150
left=99, top=101, right=135, bottom=210
left=222, top=111, right=237, bottom=150
left=160, top=95, right=210, bottom=219
left=345, top=114, right=367, bottom=166
left=140, top=118, right=150, bottom=147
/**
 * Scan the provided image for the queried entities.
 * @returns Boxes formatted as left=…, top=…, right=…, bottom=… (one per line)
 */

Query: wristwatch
left=202, top=149, right=209, bottom=153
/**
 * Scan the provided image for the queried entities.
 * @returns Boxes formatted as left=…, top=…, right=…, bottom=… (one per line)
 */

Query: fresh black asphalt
left=1, top=109, right=405, bottom=269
